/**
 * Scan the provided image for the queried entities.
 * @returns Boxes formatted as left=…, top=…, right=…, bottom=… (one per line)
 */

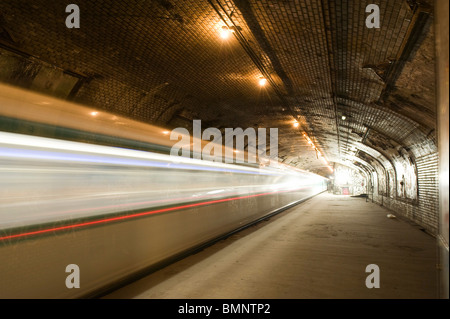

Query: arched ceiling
left=0, top=0, right=436, bottom=177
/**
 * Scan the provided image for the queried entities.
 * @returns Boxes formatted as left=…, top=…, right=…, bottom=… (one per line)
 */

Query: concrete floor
left=104, top=193, right=438, bottom=299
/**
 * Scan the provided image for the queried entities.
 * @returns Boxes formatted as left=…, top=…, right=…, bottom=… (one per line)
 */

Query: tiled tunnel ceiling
left=0, top=0, right=436, bottom=176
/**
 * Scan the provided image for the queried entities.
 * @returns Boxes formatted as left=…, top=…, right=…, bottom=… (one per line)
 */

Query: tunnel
left=0, top=0, right=448, bottom=303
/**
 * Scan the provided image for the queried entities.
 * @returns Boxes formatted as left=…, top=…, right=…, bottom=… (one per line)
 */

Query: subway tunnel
left=0, top=0, right=448, bottom=301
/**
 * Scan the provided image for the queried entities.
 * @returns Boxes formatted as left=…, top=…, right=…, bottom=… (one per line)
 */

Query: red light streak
left=0, top=188, right=304, bottom=241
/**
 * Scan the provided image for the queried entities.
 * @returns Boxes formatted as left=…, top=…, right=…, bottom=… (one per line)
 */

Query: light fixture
left=90, top=111, right=98, bottom=116
left=259, top=78, right=267, bottom=87
left=293, top=121, right=299, bottom=128
left=162, top=131, right=170, bottom=135
left=220, top=26, right=232, bottom=39
left=341, top=115, right=347, bottom=120
left=303, top=132, right=333, bottom=170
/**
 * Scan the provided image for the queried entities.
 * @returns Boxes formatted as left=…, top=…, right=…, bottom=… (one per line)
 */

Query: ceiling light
left=162, top=131, right=169, bottom=135
left=259, top=78, right=267, bottom=86
left=220, top=26, right=232, bottom=39
left=90, top=111, right=98, bottom=116
left=293, top=121, right=299, bottom=128
left=341, top=115, right=346, bottom=120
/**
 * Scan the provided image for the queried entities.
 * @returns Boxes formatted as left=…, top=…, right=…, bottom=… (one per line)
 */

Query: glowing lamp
left=259, top=78, right=267, bottom=86
left=220, top=26, right=231, bottom=39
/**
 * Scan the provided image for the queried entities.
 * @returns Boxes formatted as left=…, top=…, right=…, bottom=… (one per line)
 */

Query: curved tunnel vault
left=0, top=0, right=439, bottom=230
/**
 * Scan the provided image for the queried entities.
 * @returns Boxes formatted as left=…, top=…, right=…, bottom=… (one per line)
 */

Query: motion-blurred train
left=0, top=83, right=326, bottom=298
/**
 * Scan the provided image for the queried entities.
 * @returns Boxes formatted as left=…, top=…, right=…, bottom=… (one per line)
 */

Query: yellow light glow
left=90, top=111, right=98, bottom=116
left=303, top=132, right=332, bottom=169
left=259, top=78, right=267, bottom=86
left=293, top=121, right=299, bottom=128
left=162, top=131, right=169, bottom=135
left=220, top=27, right=231, bottom=39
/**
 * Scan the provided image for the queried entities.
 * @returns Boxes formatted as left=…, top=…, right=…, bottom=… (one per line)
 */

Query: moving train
left=0, top=83, right=327, bottom=298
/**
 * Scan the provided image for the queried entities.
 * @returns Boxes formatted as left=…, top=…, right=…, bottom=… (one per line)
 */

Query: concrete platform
left=103, top=193, right=438, bottom=299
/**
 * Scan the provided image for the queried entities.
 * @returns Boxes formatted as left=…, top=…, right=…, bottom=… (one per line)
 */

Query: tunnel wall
left=356, top=128, right=439, bottom=235
left=371, top=152, right=439, bottom=235
left=435, top=0, right=449, bottom=299
left=362, top=124, right=439, bottom=236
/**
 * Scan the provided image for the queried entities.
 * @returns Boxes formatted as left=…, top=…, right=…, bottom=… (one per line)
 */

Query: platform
left=104, top=193, right=438, bottom=299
